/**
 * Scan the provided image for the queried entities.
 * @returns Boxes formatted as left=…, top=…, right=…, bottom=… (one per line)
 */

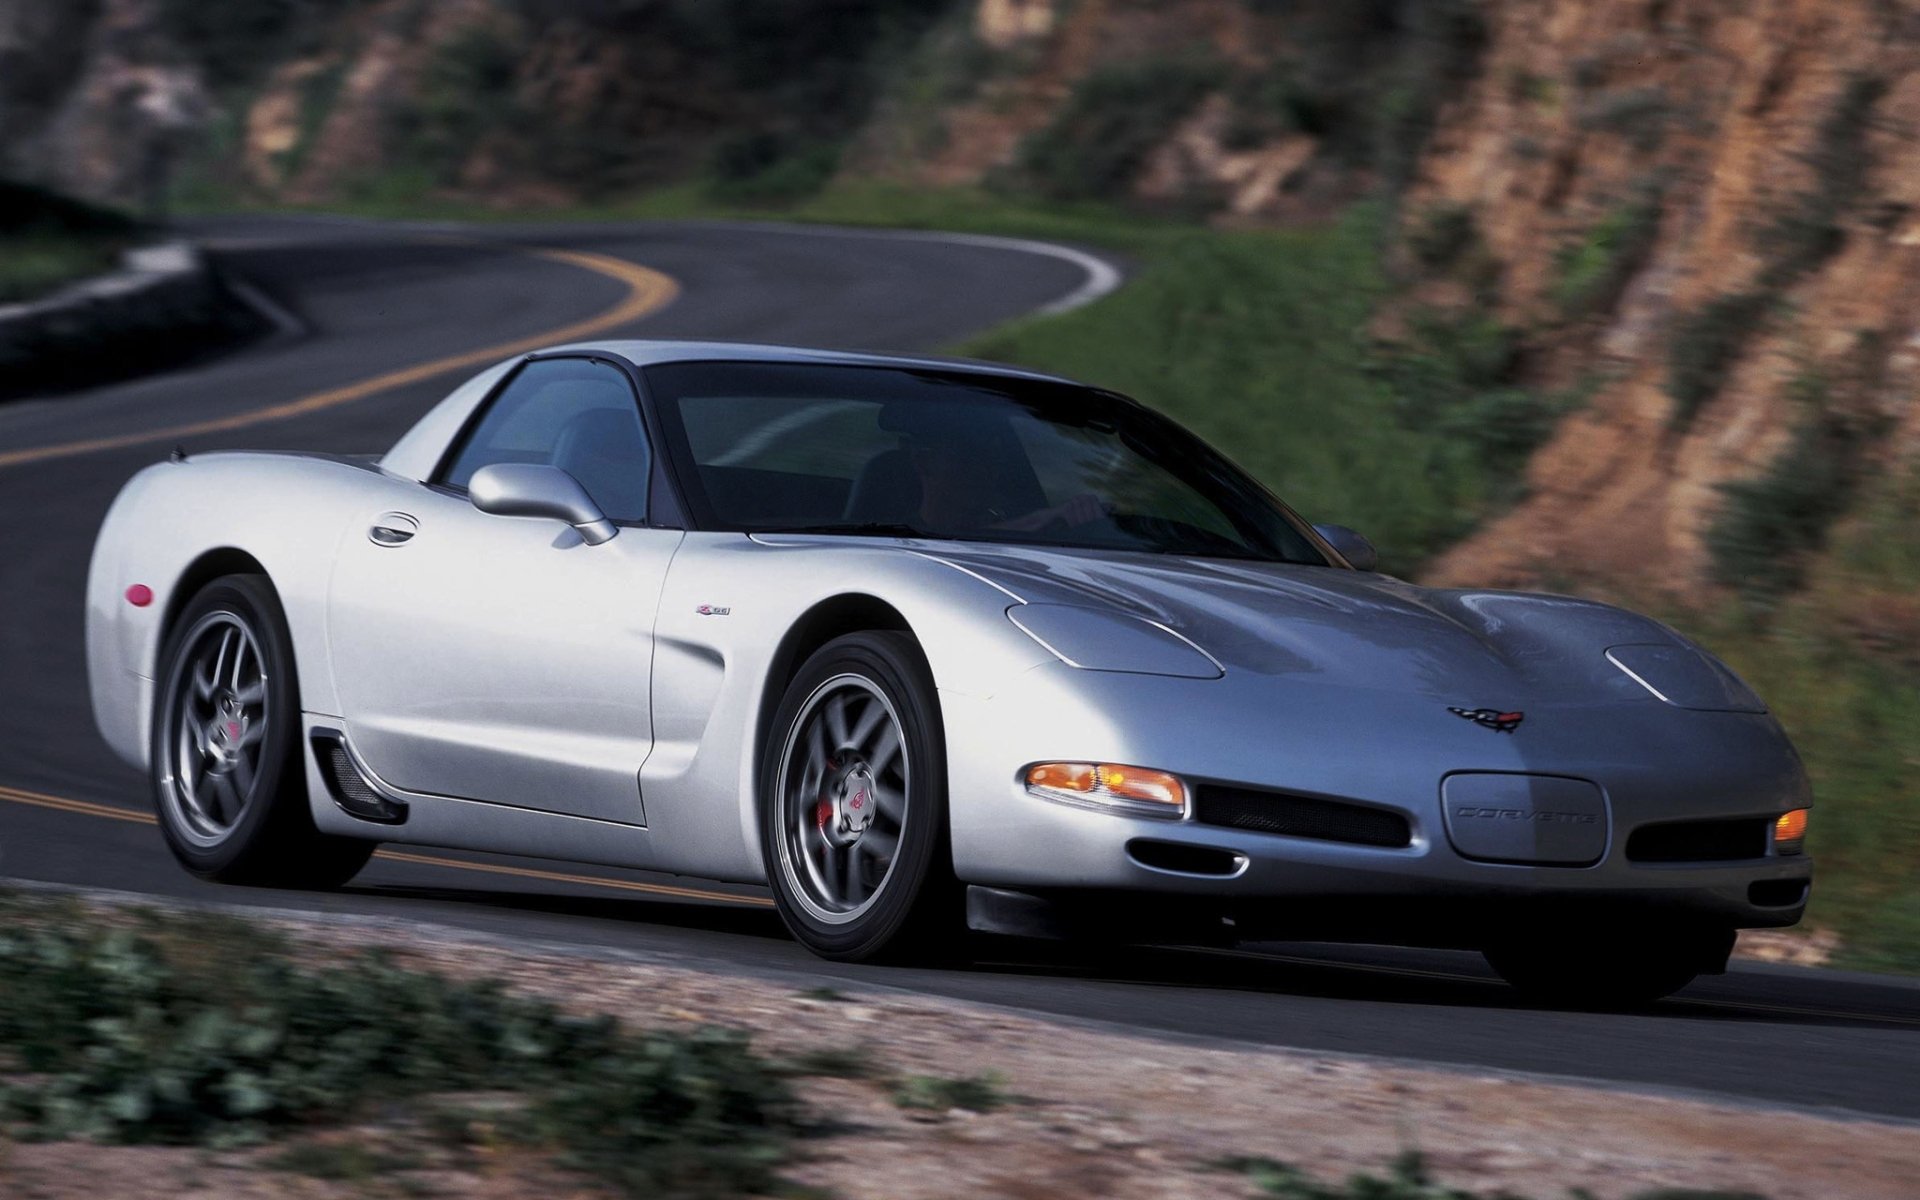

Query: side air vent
left=1194, top=784, right=1412, bottom=849
left=311, top=730, right=407, bottom=824
left=1626, top=817, right=1768, bottom=863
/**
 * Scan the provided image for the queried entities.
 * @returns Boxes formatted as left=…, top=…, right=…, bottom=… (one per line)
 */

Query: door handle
left=368, top=512, right=418, bottom=547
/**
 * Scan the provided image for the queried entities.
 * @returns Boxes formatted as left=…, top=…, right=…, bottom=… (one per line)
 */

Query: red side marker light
left=125, top=585, right=153, bottom=607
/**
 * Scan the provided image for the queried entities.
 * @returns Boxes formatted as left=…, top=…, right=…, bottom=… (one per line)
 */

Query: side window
left=439, top=358, right=652, bottom=523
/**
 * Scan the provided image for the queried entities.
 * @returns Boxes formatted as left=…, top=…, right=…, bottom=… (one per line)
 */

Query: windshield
left=646, top=361, right=1330, bottom=565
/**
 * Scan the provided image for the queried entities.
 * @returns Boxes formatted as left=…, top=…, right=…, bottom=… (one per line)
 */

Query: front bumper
left=942, top=663, right=1813, bottom=939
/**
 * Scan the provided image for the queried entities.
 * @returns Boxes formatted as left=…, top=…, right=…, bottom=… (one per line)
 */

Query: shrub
left=1552, top=188, right=1663, bottom=318
left=1370, top=0, right=1489, bottom=194
left=705, top=132, right=841, bottom=205
left=1015, top=56, right=1225, bottom=202
left=1408, top=204, right=1479, bottom=271
left=0, top=905, right=800, bottom=1197
left=1223, top=60, right=1339, bottom=150
left=159, top=0, right=363, bottom=90
left=1665, top=291, right=1772, bottom=428
left=1756, top=74, right=1885, bottom=290
left=1706, top=375, right=1874, bottom=603
left=1576, top=85, right=1670, bottom=152
left=1221, top=1149, right=1771, bottom=1199
left=890, top=1072, right=1006, bottom=1113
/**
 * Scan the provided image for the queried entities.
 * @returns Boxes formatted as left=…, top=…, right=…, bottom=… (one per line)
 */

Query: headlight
left=1008, top=604, right=1221, bottom=679
left=1025, top=762, right=1188, bottom=819
left=1606, top=643, right=1767, bottom=713
left=1774, top=809, right=1809, bottom=854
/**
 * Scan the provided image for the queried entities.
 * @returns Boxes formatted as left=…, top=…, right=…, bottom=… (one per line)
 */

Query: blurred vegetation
left=1013, top=55, right=1225, bottom=203
left=1666, top=75, right=1885, bottom=428
left=0, top=180, right=137, bottom=304
left=0, top=898, right=803, bottom=1197
left=1552, top=185, right=1664, bottom=320
left=1221, top=1150, right=1771, bottom=1199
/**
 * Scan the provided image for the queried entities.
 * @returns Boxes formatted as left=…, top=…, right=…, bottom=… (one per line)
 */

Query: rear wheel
left=1483, top=924, right=1735, bottom=1007
left=151, top=575, right=374, bottom=888
left=761, top=632, right=960, bottom=962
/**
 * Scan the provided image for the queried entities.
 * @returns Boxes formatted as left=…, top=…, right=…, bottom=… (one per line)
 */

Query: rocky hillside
left=5, top=0, right=1916, bottom=610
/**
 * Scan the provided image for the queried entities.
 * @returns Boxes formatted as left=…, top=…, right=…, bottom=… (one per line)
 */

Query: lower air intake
left=1194, top=785, right=1412, bottom=848
left=1626, top=818, right=1768, bottom=863
left=312, top=733, right=407, bottom=824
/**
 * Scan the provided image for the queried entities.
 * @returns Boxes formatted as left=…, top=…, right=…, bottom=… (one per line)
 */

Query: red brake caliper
left=815, top=798, right=834, bottom=830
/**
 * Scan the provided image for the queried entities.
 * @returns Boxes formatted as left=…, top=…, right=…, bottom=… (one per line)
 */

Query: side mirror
left=1314, top=523, right=1378, bottom=572
left=468, top=463, right=617, bottom=545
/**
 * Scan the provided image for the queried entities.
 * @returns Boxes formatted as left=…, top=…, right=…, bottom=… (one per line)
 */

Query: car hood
left=923, top=544, right=1713, bottom=708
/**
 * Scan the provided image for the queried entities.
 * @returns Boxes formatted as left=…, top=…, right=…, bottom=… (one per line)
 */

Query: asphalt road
left=1, top=215, right=1915, bottom=1124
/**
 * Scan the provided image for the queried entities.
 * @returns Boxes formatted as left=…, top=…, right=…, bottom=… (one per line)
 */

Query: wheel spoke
left=871, top=782, right=905, bottom=824
left=230, top=754, right=256, bottom=802
left=211, top=773, right=243, bottom=824
left=192, top=658, right=217, bottom=701
left=825, top=693, right=851, bottom=748
left=233, top=679, right=266, bottom=706
left=190, top=770, right=220, bottom=821
left=841, top=844, right=865, bottom=904
left=869, top=721, right=902, bottom=776
left=858, top=827, right=897, bottom=863
left=848, top=697, right=886, bottom=756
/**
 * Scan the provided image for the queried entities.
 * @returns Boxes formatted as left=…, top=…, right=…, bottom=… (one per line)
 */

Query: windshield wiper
left=753, top=522, right=933, bottom=538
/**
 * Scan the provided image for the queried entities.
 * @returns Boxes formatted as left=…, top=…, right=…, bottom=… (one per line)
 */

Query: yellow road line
left=374, top=849, right=773, bottom=907
left=0, top=246, right=679, bottom=472
left=0, top=783, right=155, bottom=825
left=0, top=783, right=767, bottom=909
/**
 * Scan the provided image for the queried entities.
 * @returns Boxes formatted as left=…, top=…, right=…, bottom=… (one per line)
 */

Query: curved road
left=1, top=216, right=1914, bottom=1124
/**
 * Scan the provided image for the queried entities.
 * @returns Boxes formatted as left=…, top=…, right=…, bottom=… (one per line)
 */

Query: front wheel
left=761, top=632, right=959, bottom=962
left=151, top=574, right=374, bottom=889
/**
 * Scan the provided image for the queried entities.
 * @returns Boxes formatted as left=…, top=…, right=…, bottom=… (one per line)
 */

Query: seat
left=553, top=406, right=651, bottom=522
left=842, top=446, right=921, bottom=524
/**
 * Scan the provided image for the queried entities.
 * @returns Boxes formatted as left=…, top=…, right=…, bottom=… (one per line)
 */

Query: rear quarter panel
left=86, top=453, right=399, bottom=770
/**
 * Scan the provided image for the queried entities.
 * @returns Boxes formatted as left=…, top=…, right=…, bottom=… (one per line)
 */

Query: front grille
left=1626, top=817, right=1768, bottom=863
left=1194, top=784, right=1412, bottom=848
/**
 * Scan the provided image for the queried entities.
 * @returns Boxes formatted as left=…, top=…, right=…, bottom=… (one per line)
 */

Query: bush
left=890, top=1072, right=1006, bottom=1113
left=706, top=132, right=841, bottom=205
left=1221, top=1149, right=1771, bottom=1199
left=1706, top=375, right=1875, bottom=603
left=1576, top=85, right=1670, bottom=152
left=1756, top=74, right=1885, bottom=290
left=158, top=0, right=363, bottom=89
left=0, top=905, right=799, bottom=1197
left=1015, top=56, right=1225, bottom=202
left=1552, top=189, right=1663, bottom=318
left=1407, top=203, right=1479, bottom=271
left=1665, top=291, right=1772, bottom=429
left=1370, top=0, right=1489, bottom=194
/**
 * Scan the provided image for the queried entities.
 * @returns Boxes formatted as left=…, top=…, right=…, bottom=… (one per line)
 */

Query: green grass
left=0, top=234, right=128, bottom=304
left=0, top=899, right=801, bottom=1197
left=1692, top=466, right=1920, bottom=971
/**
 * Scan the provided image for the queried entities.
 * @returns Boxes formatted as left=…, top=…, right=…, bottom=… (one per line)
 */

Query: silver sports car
left=86, top=341, right=1813, bottom=1002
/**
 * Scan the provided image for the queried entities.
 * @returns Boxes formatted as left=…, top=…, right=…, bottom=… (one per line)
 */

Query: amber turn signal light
left=1774, top=808, right=1809, bottom=854
left=1025, top=762, right=1187, bottom=819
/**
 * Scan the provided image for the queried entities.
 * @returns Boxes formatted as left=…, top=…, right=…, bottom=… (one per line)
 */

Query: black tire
left=760, top=631, right=961, bottom=962
left=1483, top=924, right=1735, bottom=1008
left=150, top=574, right=374, bottom=889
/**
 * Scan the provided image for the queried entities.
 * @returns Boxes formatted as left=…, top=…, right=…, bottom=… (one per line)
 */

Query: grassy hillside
left=0, top=182, right=136, bottom=304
